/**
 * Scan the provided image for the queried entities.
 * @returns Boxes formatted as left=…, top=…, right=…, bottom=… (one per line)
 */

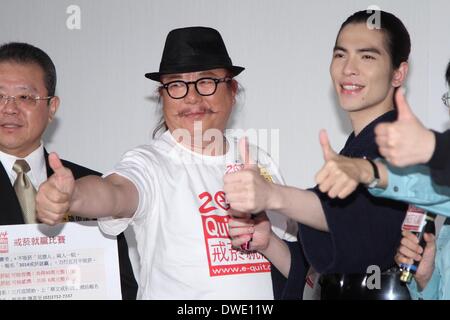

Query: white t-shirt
left=99, top=131, right=296, bottom=300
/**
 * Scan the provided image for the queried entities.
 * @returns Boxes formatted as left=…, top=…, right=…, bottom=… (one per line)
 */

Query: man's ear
left=48, top=96, right=60, bottom=123
left=392, top=62, right=409, bottom=88
left=230, top=79, right=238, bottom=95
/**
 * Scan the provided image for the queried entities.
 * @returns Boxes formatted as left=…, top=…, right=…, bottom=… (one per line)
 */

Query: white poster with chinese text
left=0, top=221, right=121, bottom=300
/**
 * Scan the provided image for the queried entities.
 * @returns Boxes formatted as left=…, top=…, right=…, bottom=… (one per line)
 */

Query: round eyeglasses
left=0, top=94, right=54, bottom=108
left=442, top=91, right=450, bottom=108
left=161, top=77, right=231, bottom=99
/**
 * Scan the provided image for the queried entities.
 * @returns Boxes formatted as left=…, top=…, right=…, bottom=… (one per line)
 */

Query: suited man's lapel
left=0, top=149, right=58, bottom=225
left=0, top=160, right=25, bottom=225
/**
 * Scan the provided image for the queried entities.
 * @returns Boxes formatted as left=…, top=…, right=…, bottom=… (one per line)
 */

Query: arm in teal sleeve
left=369, top=162, right=450, bottom=217
left=407, top=267, right=440, bottom=300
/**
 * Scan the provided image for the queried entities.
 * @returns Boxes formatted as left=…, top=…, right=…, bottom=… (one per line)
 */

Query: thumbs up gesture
left=36, top=152, right=75, bottom=225
left=315, top=130, right=365, bottom=199
left=375, top=88, right=435, bottom=167
left=223, top=137, right=272, bottom=214
left=319, top=129, right=339, bottom=162
left=239, top=136, right=258, bottom=171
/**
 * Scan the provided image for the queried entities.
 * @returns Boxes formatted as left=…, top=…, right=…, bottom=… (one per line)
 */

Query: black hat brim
left=145, top=65, right=245, bottom=82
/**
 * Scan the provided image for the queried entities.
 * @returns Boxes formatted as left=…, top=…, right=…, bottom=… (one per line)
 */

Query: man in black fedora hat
left=35, top=26, right=296, bottom=299
left=145, top=26, right=244, bottom=81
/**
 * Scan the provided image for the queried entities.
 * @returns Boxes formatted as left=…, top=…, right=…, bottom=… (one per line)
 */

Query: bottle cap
left=400, top=270, right=413, bottom=283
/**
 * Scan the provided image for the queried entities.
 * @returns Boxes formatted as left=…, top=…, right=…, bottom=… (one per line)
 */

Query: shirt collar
left=0, top=143, right=46, bottom=186
left=341, top=110, right=397, bottom=158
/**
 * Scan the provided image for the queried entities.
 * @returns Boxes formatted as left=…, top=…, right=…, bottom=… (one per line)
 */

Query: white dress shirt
left=0, top=143, right=47, bottom=189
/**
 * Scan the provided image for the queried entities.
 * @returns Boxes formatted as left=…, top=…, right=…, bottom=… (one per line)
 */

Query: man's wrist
left=363, top=157, right=380, bottom=188
left=259, top=230, right=276, bottom=257
left=415, top=273, right=432, bottom=292
left=421, top=129, right=436, bottom=164
left=357, top=158, right=374, bottom=185
left=69, top=183, right=80, bottom=212
left=267, top=183, right=282, bottom=211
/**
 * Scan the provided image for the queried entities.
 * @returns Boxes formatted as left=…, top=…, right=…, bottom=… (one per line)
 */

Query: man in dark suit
left=0, top=42, right=137, bottom=299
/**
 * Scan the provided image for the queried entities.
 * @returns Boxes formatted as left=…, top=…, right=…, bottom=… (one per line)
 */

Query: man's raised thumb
left=396, top=87, right=415, bottom=121
left=319, top=129, right=337, bottom=161
left=49, top=152, right=66, bottom=176
left=239, top=136, right=257, bottom=169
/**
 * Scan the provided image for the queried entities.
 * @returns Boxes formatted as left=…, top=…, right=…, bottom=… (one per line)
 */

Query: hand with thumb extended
left=319, top=129, right=338, bottom=161
left=223, top=137, right=272, bottom=214
left=396, top=87, right=415, bottom=121
left=49, top=153, right=75, bottom=193
left=375, top=88, right=435, bottom=167
left=239, top=136, right=258, bottom=171
left=315, top=130, right=363, bottom=199
left=36, top=152, right=75, bottom=225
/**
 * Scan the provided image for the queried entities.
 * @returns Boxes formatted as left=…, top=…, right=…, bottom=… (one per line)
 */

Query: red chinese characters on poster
left=198, top=187, right=270, bottom=277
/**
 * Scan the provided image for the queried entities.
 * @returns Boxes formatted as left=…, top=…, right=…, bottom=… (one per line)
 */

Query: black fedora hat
left=145, top=26, right=245, bottom=82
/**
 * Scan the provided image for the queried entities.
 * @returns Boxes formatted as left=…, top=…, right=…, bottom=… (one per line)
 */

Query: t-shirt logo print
left=198, top=161, right=271, bottom=277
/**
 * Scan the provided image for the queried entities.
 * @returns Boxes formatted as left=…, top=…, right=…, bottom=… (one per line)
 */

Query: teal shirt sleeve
left=406, top=225, right=450, bottom=300
left=369, top=162, right=450, bottom=217
left=407, top=267, right=441, bottom=300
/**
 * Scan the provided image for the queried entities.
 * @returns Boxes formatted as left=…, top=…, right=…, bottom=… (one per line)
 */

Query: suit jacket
left=0, top=150, right=138, bottom=300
